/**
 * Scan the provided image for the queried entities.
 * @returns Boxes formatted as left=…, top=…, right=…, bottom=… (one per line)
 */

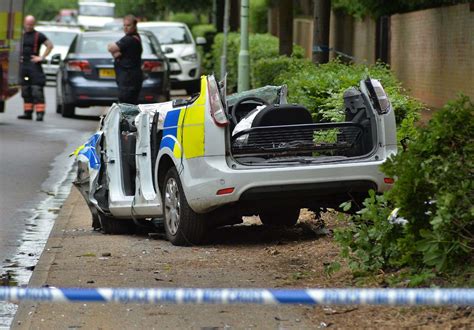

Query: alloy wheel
left=164, top=177, right=180, bottom=235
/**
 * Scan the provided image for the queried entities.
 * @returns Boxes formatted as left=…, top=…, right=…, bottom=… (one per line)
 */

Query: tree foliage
left=25, top=0, right=76, bottom=21
left=25, top=0, right=213, bottom=22
left=113, top=0, right=212, bottom=20
left=332, top=0, right=471, bottom=18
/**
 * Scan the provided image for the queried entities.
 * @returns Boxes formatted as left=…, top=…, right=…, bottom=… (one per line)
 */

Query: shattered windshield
left=226, top=85, right=288, bottom=107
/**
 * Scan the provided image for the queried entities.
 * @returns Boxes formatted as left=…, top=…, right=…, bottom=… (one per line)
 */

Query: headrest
left=251, top=104, right=312, bottom=127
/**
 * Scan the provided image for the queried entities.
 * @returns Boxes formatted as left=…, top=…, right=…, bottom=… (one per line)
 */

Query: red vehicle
left=0, top=0, right=24, bottom=112
left=55, top=9, right=78, bottom=25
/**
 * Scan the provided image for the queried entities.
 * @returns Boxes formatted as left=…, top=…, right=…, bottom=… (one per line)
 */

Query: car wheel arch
left=155, top=153, right=176, bottom=193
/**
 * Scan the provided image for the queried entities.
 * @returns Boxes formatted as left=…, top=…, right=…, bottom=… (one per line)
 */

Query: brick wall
left=352, top=16, right=376, bottom=64
left=390, top=3, right=474, bottom=108
left=328, top=12, right=376, bottom=64
left=293, top=18, right=313, bottom=59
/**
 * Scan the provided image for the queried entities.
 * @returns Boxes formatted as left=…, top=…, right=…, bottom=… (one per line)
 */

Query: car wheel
left=90, top=206, right=101, bottom=230
left=259, top=208, right=300, bottom=226
left=162, top=167, right=206, bottom=246
left=98, top=212, right=135, bottom=235
left=55, top=90, right=62, bottom=114
left=62, top=103, right=75, bottom=117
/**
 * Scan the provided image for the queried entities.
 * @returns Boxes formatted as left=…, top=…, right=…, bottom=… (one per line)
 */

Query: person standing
left=18, top=15, right=53, bottom=121
left=107, top=15, right=143, bottom=104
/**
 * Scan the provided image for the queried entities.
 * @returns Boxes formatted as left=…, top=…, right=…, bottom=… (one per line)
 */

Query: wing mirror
left=164, top=47, right=173, bottom=54
left=195, top=36, right=206, bottom=46
left=51, top=53, right=61, bottom=65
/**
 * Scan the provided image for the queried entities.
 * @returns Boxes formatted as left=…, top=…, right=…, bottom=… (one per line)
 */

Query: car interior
left=228, top=86, right=377, bottom=164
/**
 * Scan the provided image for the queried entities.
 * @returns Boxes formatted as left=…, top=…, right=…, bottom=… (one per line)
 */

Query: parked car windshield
left=38, top=30, right=78, bottom=47
left=143, top=26, right=192, bottom=45
left=77, top=34, right=153, bottom=54
left=78, top=4, right=114, bottom=17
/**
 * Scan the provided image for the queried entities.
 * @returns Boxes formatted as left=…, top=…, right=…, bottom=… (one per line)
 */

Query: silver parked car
left=36, top=25, right=81, bottom=81
left=138, top=21, right=206, bottom=95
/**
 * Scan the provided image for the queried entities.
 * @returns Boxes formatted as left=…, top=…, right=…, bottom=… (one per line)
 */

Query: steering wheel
left=231, top=96, right=269, bottom=126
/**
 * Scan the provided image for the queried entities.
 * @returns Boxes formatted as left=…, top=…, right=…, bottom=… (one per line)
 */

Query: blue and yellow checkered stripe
left=160, top=77, right=207, bottom=159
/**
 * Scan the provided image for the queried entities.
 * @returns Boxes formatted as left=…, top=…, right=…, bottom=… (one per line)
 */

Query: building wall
left=293, top=17, right=313, bottom=59
left=352, top=16, right=376, bottom=64
left=390, top=3, right=474, bottom=108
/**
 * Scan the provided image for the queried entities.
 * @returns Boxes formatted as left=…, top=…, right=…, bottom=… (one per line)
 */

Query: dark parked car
left=55, top=30, right=170, bottom=117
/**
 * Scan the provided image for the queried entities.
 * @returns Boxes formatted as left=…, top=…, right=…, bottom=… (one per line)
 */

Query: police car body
left=75, top=75, right=397, bottom=246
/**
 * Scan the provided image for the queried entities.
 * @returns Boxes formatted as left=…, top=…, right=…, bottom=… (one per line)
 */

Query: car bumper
left=42, top=63, right=59, bottom=80
left=168, top=58, right=200, bottom=83
left=64, top=76, right=168, bottom=106
left=181, top=157, right=392, bottom=214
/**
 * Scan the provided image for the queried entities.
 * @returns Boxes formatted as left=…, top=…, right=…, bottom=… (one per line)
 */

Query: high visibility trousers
left=21, top=85, right=45, bottom=113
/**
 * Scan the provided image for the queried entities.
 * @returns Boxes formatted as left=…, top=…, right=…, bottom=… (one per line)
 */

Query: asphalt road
left=0, top=86, right=101, bottom=266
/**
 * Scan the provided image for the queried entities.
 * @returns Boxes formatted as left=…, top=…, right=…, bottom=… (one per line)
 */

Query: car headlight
left=181, top=53, right=198, bottom=62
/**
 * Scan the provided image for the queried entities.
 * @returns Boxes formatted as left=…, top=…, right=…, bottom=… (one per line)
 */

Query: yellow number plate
left=99, top=68, right=116, bottom=78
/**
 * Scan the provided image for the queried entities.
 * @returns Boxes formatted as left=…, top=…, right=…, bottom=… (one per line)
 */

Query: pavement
left=11, top=188, right=317, bottom=329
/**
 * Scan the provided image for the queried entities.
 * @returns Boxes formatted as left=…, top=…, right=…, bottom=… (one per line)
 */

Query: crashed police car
left=73, top=75, right=397, bottom=246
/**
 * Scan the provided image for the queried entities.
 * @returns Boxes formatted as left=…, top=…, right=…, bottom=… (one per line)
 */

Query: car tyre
left=98, top=212, right=135, bottom=235
left=259, top=208, right=300, bottom=227
left=62, top=103, right=75, bottom=117
left=55, top=89, right=62, bottom=113
left=162, top=167, right=206, bottom=246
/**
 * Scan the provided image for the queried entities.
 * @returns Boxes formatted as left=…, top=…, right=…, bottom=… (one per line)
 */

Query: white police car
left=74, top=75, right=397, bottom=246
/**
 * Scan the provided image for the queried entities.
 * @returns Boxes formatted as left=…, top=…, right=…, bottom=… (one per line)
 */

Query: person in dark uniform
left=18, top=15, right=53, bottom=121
left=107, top=15, right=143, bottom=105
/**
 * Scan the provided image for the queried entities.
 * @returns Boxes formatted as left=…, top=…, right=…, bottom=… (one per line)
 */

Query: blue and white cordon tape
left=0, top=287, right=473, bottom=306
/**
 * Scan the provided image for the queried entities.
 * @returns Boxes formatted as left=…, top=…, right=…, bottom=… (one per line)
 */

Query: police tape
left=0, top=287, right=473, bottom=305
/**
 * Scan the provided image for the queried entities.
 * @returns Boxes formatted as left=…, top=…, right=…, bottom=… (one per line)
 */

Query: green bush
left=191, top=24, right=216, bottom=38
left=252, top=56, right=312, bottom=88
left=211, top=33, right=304, bottom=92
left=335, top=192, right=402, bottom=273
left=383, top=95, right=474, bottom=272
left=249, top=0, right=268, bottom=33
left=192, top=24, right=217, bottom=76
left=335, top=95, right=474, bottom=284
left=257, top=59, right=423, bottom=139
left=168, top=12, right=204, bottom=30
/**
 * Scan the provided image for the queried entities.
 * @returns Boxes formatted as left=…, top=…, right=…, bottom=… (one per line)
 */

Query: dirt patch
left=12, top=190, right=473, bottom=329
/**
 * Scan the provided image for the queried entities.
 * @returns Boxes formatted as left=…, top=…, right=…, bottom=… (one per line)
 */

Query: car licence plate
left=99, top=68, right=115, bottom=79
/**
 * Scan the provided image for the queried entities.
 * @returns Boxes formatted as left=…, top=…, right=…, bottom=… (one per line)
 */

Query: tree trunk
left=278, top=0, right=293, bottom=56
left=229, top=0, right=240, bottom=31
left=215, top=0, right=224, bottom=32
left=331, top=9, right=353, bottom=63
left=312, top=0, right=331, bottom=64
left=298, top=0, right=313, bottom=16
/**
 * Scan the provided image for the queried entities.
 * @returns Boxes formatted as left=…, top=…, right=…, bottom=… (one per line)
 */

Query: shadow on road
left=205, top=222, right=324, bottom=246
left=71, top=114, right=102, bottom=121
left=139, top=221, right=326, bottom=247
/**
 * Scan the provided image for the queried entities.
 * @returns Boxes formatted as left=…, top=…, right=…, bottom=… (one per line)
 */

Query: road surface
left=0, top=86, right=101, bottom=270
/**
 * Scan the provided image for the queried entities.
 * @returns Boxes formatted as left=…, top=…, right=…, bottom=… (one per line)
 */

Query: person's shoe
left=18, top=112, right=33, bottom=120
left=36, top=112, right=44, bottom=121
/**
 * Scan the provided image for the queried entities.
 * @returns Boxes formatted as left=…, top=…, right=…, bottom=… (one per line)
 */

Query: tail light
left=142, top=60, right=164, bottom=72
left=365, top=78, right=391, bottom=114
left=207, top=76, right=229, bottom=127
left=67, top=60, right=92, bottom=73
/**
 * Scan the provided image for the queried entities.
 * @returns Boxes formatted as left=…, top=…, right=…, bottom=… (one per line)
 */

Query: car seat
left=251, top=104, right=313, bottom=127
left=247, top=104, right=314, bottom=151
